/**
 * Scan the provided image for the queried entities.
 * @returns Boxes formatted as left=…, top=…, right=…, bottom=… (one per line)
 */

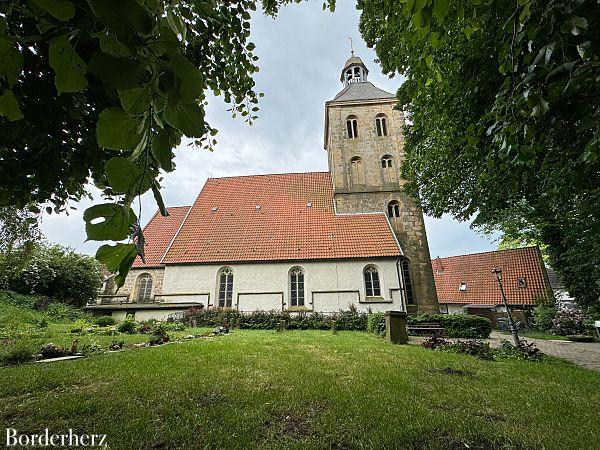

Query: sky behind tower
left=39, top=1, right=499, bottom=258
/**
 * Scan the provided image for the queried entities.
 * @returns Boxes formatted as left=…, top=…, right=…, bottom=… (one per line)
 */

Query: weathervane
left=348, top=36, right=354, bottom=56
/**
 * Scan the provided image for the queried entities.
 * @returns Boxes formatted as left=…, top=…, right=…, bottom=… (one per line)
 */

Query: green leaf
left=32, top=0, right=75, bottom=20
left=49, top=35, right=87, bottom=94
left=84, top=203, right=136, bottom=241
left=118, top=84, right=151, bottom=115
left=97, top=107, right=143, bottom=151
left=152, top=183, right=168, bottom=216
left=105, top=156, right=153, bottom=195
left=170, top=54, right=204, bottom=102
left=433, top=0, right=449, bottom=21
left=91, top=31, right=131, bottom=57
left=95, top=243, right=138, bottom=287
left=166, top=10, right=186, bottom=41
left=560, top=16, right=588, bottom=36
left=164, top=102, right=205, bottom=138
left=0, top=38, right=24, bottom=86
left=151, top=130, right=175, bottom=171
left=88, top=51, right=146, bottom=89
left=87, top=0, right=153, bottom=34
left=0, top=89, right=23, bottom=121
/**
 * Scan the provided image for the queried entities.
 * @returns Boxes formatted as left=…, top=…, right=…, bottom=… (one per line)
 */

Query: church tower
left=325, top=55, right=439, bottom=314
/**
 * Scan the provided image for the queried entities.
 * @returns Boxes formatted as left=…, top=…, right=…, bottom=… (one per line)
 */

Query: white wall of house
left=162, top=258, right=405, bottom=313
left=112, top=309, right=184, bottom=322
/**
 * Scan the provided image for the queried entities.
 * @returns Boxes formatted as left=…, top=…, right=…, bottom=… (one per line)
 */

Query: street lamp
left=491, top=267, right=520, bottom=346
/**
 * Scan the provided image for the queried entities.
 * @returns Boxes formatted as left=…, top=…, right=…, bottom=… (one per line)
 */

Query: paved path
left=488, top=331, right=600, bottom=372
left=411, top=332, right=600, bottom=372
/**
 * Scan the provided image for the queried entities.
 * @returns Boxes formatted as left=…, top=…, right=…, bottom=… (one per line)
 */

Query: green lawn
left=2, top=330, right=600, bottom=449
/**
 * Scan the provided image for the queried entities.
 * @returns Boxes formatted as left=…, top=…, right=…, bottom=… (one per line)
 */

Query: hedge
left=185, top=309, right=369, bottom=331
left=408, top=314, right=492, bottom=339
left=367, top=312, right=386, bottom=336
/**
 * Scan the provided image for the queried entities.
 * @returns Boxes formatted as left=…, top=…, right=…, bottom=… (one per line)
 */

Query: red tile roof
left=432, top=247, right=553, bottom=305
left=133, top=206, right=190, bottom=267
left=161, top=172, right=400, bottom=264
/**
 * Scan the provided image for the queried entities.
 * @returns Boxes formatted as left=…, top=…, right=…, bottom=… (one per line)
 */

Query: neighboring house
left=87, top=54, right=439, bottom=321
left=546, top=267, right=577, bottom=309
left=432, top=247, right=553, bottom=319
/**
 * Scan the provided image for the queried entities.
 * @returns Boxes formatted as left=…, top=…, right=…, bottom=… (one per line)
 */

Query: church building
left=90, top=55, right=439, bottom=321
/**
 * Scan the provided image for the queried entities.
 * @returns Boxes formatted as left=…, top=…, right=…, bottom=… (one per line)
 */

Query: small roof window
left=307, top=202, right=312, bottom=208
left=459, top=282, right=467, bottom=292
left=517, top=277, right=527, bottom=288
left=211, top=207, right=218, bottom=212
left=255, top=205, right=261, bottom=210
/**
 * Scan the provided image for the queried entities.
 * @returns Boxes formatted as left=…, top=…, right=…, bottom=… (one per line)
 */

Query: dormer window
left=376, top=114, right=388, bottom=137
left=346, top=115, right=358, bottom=139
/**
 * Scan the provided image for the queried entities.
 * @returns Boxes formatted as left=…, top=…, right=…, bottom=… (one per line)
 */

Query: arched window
left=364, top=266, right=381, bottom=297
left=350, top=156, right=364, bottom=185
left=346, top=115, right=358, bottom=139
left=290, top=267, right=305, bottom=307
left=218, top=268, right=234, bottom=308
left=376, top=114, right=388, bottom=137
left=381, top=155, right=393, bottom=169
left=136, top=273, right=153, bottom=303
left=387, top=200, right=400, bottom=218
left=401, top=260, right=415, bottom=305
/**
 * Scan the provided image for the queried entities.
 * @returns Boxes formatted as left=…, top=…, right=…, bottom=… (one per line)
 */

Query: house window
left=459, top=282, right=467, bottom=292
left=517, top=277, right=527, bottom=288
left=387, top=200, right=400, bottom=218
left=401, top=260, right=415, bottom=305
left=364, top=266, right=381, bottom=297
left=218, top=268, right=234, bottom=308
left=346, top=116, right=358, bottom=139
left=381, top=155, right=393, bottom=168
left=290, top=268, right=305, bottom=307
left=376, top=114, right=388, bottom=137
left=136, top=273, right=153, bottom=302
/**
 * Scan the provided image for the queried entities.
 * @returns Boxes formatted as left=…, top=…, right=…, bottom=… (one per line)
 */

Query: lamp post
left=491, top=267, right=520, bottom=346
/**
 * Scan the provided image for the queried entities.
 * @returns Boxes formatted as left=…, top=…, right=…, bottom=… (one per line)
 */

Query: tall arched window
left=290, top=267, right=305, bottom=307
left=136, top=273, right=153, bottom=303
left=350, top=156, right=365, bottom=185
left=346, top=115, right=358, bottom=139
left=364, top=266, right=381, bottom=297
left=376, top=114, right=388, bottom=137
left=381, top=155, right=393, bottom=168
left=218, top=268, right=234, bottom=308
left=388, top=200, right=400, bottom=218
left=401, top=260, right=415, bottom=305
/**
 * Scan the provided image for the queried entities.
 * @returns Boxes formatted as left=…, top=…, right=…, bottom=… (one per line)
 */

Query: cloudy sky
left=40, top=1, right=499, bottom=258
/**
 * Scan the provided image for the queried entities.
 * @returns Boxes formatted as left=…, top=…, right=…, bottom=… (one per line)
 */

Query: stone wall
left=110, top=267, right=165, bottom=301
left=325, top=98, right=439, bottom=314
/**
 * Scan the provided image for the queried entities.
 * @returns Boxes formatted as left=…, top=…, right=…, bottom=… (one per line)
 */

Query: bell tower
left=324, top=55, right=439, bottom=314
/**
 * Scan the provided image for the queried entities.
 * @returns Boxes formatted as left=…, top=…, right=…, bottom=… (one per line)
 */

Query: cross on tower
left=348, top=36, right=354, bottom=56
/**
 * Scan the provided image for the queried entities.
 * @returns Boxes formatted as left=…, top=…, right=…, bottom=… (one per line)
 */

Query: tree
left=0, top=206, right=42, bottom=253
left=359, top=0, right=599, bottom=309
left=0, top=0, right=314, bottom=286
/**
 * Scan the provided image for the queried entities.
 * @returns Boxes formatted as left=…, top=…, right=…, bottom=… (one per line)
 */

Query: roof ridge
left=432, top=246, right=540, bottom=261
left=209, top=171, right=330, bottom=181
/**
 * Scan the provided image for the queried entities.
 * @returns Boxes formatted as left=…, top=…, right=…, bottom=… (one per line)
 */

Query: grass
left=2, top=330, right=600, bottom=449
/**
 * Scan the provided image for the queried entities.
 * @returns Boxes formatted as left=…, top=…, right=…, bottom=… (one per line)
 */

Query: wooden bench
left=407, top=321, right=445, bottom=337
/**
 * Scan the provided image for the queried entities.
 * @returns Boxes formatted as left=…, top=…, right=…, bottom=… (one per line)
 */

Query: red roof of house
left=432, top=247, right=552, bottom=305
left=133, top=206, right=190, bottom=267
left=161, top=172, right=400, bottom=264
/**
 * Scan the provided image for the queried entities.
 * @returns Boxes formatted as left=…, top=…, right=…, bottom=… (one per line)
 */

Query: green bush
left=532, top=305, right=556, bottom=332
left=0, top=342, right=35, bottom=366
left=185, top=309, right=369, bottom=331
left=408, top=314, right=492, bottom=339
left=160, top=321, right=185, bottom=332
left=117, top=315, right=137, bottom=334
left=94, top=315, right=116, bottom=327
left=367, top=312, right=386, bottom=336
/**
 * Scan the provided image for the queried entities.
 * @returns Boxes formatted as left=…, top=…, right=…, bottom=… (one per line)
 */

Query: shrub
left=408, top=314, right=492, bottom=338
left=45, top=302, right=88, bottom=321
left=117, top=315, right=137, bottom=334
left=70, top=318, right=91, bottom=334
left=551, top=308, right=587, bottom=336
left=108, top=340, right=124, bottom=351
left=442, top=340, right=495, bottom=360
left=0, top=342, right=35, bottom=366
left=79, top=340, right=102, bottom=355
left=39, top=342, right=66, bottom=359
left=497, top=339, right=544, bottom=361
left=148, top=324, right=170, bottom=345
left=367, top=312, right=386, bottom=336
left=94, top=315, right=116, bottom=327
left=421, top=336, right=447, bottom=350
left=161, top=321, right=185, bottom=332
left=532, top=305, right=557, bottom=332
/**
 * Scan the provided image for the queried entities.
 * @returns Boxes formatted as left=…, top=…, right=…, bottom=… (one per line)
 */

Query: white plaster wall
left=446, top=304, right=467, bottom=315
left=112, top=309, right=184, bottom=322
left=163, top=258, right=404, bottom=313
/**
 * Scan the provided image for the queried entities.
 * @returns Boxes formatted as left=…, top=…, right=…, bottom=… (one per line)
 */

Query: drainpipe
left=396, top=258, right=406, bottom=312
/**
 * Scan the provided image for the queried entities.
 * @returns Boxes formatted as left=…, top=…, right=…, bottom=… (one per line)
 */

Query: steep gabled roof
left=162, top=172, right=401, bottom=264
left=133, top=206, right=191, bottom=268
left=432, top=247, right=552, bottom=305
